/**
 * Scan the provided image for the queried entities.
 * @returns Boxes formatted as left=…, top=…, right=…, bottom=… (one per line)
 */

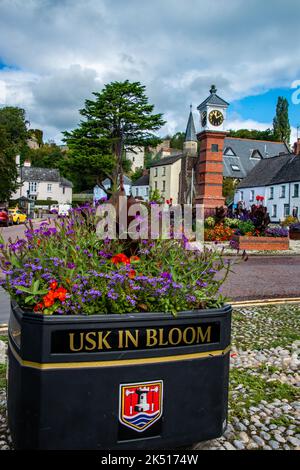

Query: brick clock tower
left=195, top=85, right=229, bottom=213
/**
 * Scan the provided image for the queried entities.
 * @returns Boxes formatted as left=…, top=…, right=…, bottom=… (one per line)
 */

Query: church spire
left=185, top=105, right=196, bottom=142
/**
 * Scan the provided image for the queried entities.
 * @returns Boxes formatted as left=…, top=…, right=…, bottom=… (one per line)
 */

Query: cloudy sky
left=0, top=0, right=300, bottom=143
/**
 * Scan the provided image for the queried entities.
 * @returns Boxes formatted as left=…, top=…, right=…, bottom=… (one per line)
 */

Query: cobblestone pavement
left=0, top=304, right=300, bottom=450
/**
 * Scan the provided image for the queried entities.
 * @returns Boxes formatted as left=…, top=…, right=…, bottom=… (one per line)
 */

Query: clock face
left=209, top=109, right=224, bottom=126
left=201, top=111, right=207, bottom=127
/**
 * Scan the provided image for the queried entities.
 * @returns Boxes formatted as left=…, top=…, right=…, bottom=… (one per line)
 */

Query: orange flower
left=128, top=269, right=136, bottom=279
left=43, top=293, right=55, bottom=308
left=130, top=255, right=140, bottom=263
left=55, top=287, right=68, bottom=302
left=111, top=253, right=130, bottom=264
left=37, top=239, right=41, bottom=246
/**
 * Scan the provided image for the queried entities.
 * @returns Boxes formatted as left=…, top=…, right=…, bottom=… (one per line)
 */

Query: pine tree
left=273, top=97, right=291, bottom=143
left=63, top=80, right=165, bottom=193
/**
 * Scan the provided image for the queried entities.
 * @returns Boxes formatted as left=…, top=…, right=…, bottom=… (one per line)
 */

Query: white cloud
left=0, top=0, right=300, bottom=141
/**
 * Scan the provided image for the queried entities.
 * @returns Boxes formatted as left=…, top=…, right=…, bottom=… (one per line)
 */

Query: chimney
left=293, top=138, right=300, bottom=155
left=142, top=168, right=149, bottom=176
left=24, top=159, right=31, bottom=167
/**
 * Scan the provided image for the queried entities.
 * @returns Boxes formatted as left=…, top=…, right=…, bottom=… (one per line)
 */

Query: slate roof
left=21, top=167, right=73, bottom=187
left=197, top=86, right=229, bottom=109
left=132, top=174, right=149, bottom=187
left=150, top=154, right=182, bottom=168
left=238, top=154, right=300, bottom=188
left=185, top=108, right=197, bottom=142
left=223, top=138, right=290, bottom=179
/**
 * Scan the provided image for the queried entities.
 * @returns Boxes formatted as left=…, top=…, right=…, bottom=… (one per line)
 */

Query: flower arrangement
left=204, top=223, right=234, bottom=242
left=0, top=204, right=244, bottom=316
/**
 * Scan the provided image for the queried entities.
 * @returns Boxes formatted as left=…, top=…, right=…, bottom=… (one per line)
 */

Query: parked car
left=9, top=209, right=27, bottom=225
left=0, top=208, right=13, bottom=227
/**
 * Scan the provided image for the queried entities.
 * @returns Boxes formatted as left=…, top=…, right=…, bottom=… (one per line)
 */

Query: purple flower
left=67, top=262, right=76, bottom=269
left=161, top=272, right=172, bottom=281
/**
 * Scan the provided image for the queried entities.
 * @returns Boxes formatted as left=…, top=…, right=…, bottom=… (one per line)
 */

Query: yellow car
left=9, top=209, right=27, bottom=225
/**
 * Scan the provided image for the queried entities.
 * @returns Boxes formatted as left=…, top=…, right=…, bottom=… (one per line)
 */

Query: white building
left=125, top=146, right=144, bottom=172
left=11, top=163, right=73, bottom=204
left=93, top=176, right=132, bottom=202
left=131, top=173, right=149, bottom=201
left=234, top=153, right=300, bottom=222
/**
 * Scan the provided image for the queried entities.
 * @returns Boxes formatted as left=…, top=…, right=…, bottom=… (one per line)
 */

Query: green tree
left=131, top=167, right=144, bottom=182
left=0, top=106, right=29, bottom=151
left=273, top=97, right=291, bottom=143
left=227, top=128, right=277, bottom=141
left=0, top=107, right=29, bottom=201
left=170, top=131, right=185, bottom=150
left=63, top=80, right=165, bottom=194
left=23, top=143, right=66, bottom=169
left=0, top=127, right=19, bottom=201
left=222, top=177, right=239, bottom=203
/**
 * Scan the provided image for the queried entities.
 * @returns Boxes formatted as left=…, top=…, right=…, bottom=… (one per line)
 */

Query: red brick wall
left=232, top=235, right=289, bottom=251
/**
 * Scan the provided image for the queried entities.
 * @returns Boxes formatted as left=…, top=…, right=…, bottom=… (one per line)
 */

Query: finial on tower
left=210, top=84, right=217, bottom=94
left=190, top=103, right=192, bottom=111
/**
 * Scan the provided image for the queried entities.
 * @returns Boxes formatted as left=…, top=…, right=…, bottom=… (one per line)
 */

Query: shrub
left=224, top=217, right=240, bottom=228
left=236, top=220, right=255, bottom=235
left=204, top=216, right=215, bottom=228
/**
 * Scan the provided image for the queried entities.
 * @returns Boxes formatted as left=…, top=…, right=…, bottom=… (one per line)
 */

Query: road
left=0, top=221, right=299, bottom=324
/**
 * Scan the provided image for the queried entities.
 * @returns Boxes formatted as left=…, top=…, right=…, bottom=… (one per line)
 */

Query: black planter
left=7, top=301, right=231, bottom=450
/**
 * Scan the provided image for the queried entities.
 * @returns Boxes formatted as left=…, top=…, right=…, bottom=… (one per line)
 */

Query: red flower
left=34, top=302, right=43, bottom=313
left=50, top=281, right=58, bottom=290
left=111, top=253, right=130, bottom=264
left=43, top=292, right=55, bottom=308
left=128, top=269, right=136, bottom=279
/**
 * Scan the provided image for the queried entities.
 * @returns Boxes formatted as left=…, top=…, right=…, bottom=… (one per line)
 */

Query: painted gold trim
left=8, top=340, right=231, bottom=370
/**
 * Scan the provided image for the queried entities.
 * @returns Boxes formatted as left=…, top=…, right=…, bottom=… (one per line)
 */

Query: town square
left=0, top=0, right=299, bottom=458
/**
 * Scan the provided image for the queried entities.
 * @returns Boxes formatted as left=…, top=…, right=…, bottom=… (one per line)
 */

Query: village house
left=234, top=150, right=300, bottom=222
left=11, top=159, right=72, bottom=205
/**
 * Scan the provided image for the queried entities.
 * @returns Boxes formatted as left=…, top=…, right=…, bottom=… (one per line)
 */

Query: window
left=211, top=144, right=218, bottom=152
left=154, top=181, right=158, bottom=190
left=63, top=187, right=65, bottom=194
left=224, top=147, right=236, bottom=157
left=29, top=181, right=37, bottom=193
left=162, top=180, right=166, bottom=191
left=284, top=204, right=290, bottom=217
left=231, top=164, right=240, bottom=171
left=292, top=206, right=298, bottom=218
left=162, top=166, right=166, bottom=176
left=154, top=168, right=158, bottom=177
left=145, top=187, right=149, bottom=196
left=250, top=149, right=262, bottom=160
left=280, top=185, right=286, bottom=198
left=47, top=183, right=52, bottom=192
left=293, top=184, right=299, bottom=198
left=240, top=191, right=244, bottom=201
left=132, top=157, right=135, bottom=162
left=272, top=205, right=277, bottom=217
left=269, top=187, right=274, bottom=199
left=135, top=188, right=139, bottom=196
left=250, top=190, right=254, bottom=202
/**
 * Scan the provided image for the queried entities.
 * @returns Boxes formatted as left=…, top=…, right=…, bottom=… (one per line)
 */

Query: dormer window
left=224, top=147, right=236, bottom=157
left=250, top=149, right=262, bottom=160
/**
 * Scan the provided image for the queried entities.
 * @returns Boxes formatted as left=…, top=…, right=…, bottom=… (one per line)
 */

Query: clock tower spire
left=195, top=86, right=229, bottom=213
